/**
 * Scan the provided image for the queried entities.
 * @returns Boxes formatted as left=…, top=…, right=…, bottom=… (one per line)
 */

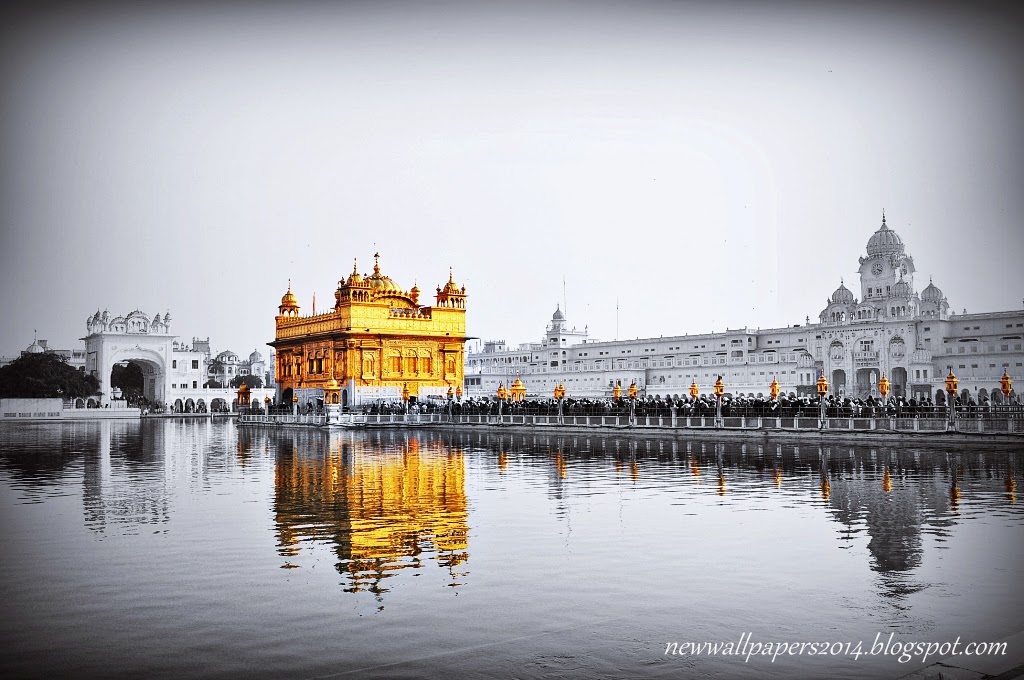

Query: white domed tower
left=919, top=277, right=950, bottom=319
left=857, top=211, right=916, bottom=315
left=543, top=305, right=588, bottom=357
left=819, top=280, right=856, bottom=324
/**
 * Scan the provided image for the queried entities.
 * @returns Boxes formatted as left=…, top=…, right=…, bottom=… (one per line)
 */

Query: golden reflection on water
left=273, top=433, right=469, bottom=597
left=220, top=428, right=1024, bottom=601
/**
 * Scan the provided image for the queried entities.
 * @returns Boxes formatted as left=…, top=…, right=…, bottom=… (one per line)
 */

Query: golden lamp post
left=496, top=382, right=508, bottom=419
left=263, top=395, right=271, bottom=415
left=944, top=367, right=959, bottom=431
left=879, top=373, right=890, bottom=402
left=456, top=385, right=463, bottom=402
left=510, top=375, right=526, bottom=403
left=292, top=394, right=299, bottom=417
left=446, top=385, right=454, bottom=422
left=628, top=380, right=639, bottom=426
left=713, top=375, right=725, bottom=428
left=402, top=382, right=410, bottom=414
left=689, top=380, right=699, bottom=401
left=816, top=370, right=829, bottom=430
left=554, top=383, right=566, bottom=424
left=769, top=376, right=780, bottom=401
left=613, top=380, right=622, bottom=401
left=1000, top=370, right=1013, bottom=410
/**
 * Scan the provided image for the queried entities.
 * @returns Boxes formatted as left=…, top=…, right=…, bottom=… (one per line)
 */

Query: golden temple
left=271, top=253, right=468, bottom=407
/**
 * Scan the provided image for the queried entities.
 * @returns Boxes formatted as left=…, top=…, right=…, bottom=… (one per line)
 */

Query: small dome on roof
left=25, top=339, right=44, bottom=354
left=442, top=268, right=461, bottom=295
left=249, top=350, right=263, bottom=363
left=893, top=276, right=911, bottom=297
left=345, top=259, right=363, bottom=286
left=831, top=281, right=855, bottom=305
left=552, top=305, right=565, bottom=321
left=921, top=278, right=944, bottom=302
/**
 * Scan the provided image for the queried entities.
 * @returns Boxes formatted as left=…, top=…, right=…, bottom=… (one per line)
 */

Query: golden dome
left=366, top=252, right=405, bottom=295
left=442, top=268, right=461, bottom=295
left=345, top=259, right=363, bottom=286
left=325, top=377, right=340, bottom=390
left=280, top=281, right=298, bottom=307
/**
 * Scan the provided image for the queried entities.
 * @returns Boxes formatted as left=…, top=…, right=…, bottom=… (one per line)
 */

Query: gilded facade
left=271, top=254, right=468, bottom=407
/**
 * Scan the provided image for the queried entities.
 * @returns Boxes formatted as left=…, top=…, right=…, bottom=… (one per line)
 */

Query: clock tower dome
left=857, top=211, right=916, bottom=310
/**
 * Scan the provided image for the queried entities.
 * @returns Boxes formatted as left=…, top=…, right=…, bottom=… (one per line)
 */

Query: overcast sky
left=2, top=1, right=1022, bottom=358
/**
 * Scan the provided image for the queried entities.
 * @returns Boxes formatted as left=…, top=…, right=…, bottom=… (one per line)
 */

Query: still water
left=1, top=420, right=1021, bottom=679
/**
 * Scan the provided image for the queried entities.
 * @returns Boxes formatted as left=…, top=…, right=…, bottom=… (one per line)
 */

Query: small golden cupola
left=279, top=280, right=300, bottom=317
left=435, top=268, right=467, bottom=308
left=346, top=259, right=363, bottom=286
left=410, top=281, right=420, bottom=306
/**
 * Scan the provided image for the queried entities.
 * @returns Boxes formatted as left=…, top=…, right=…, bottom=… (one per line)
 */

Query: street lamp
left=497, top=382, right=507, bottom=420
left=554, top=383, right=566, bottom=425
left=446, top=385, right=454, bottom=423
left=769, top=376, right=780, bottom=401
left=402, top=383, right=410, bottom=414
left=613, top=380, right=622, bottom=401
left=1000, top=369, right=1012, bottom=412
left=879, top=373, right=890, bottom=402
left=689, top=380, right=699, bottom=401
left=628, top=380, right=639, bottom=426
left=713, top=375, right=724, bottom=428
left=816, top=370, right=829, bottom=430
left=510, top=375, right=526, bottom=403
left=944, top=367, right=959, bottom=431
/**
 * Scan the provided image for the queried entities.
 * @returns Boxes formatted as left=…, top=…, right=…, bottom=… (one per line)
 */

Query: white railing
left=237, top=411, right=1021, bottom=434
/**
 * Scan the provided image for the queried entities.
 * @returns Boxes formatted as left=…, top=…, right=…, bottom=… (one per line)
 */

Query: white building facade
left=82, top=309, right=273, bottom=410
left=466, top=217, right=1023, bottom=404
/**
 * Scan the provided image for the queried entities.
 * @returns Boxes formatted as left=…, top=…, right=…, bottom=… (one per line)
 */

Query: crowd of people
left=350, top=392, right=1022, bottom=420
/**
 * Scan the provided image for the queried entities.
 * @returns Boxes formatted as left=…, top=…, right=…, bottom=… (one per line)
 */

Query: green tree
left=230, top=374, right=263, bottom=389
left=0, top=353, right=100, bottom=399
left=111, top=362, right=145, bottom=402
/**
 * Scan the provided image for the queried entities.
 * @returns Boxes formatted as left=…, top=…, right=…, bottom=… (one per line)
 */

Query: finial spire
left=881, top=209, right=887, bottom=228
left=373, top=252, right=381, bottom=275
left=287, top=278, right=291, bottom=291
left=448, top=266, right=454, bottom=283
left=352, top=258, right=358, bottom=275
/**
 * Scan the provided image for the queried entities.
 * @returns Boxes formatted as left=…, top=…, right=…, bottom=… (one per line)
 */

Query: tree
left=207, top=357, right=225, bottom=380
left=111, top=362, right=145, bottom=403
left=204, top=379, right=223, bottom=388
left=0, top=353, right=100, bottom=399
left=230, top=374, right=263, bottom=389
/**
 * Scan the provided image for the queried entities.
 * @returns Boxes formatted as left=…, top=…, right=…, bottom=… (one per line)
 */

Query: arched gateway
left=84, top=309, right=175, bottom=406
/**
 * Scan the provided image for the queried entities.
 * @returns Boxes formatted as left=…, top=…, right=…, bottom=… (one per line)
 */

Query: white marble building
left=82, top=309, right=272, bottom=410
left=466, top=216, right=1023, bottom=403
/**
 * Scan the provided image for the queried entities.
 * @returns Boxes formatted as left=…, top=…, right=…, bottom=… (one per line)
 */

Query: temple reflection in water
left=2, top=421, right=1018, bottom=607
left=269, top=429, right=469, bottom=597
